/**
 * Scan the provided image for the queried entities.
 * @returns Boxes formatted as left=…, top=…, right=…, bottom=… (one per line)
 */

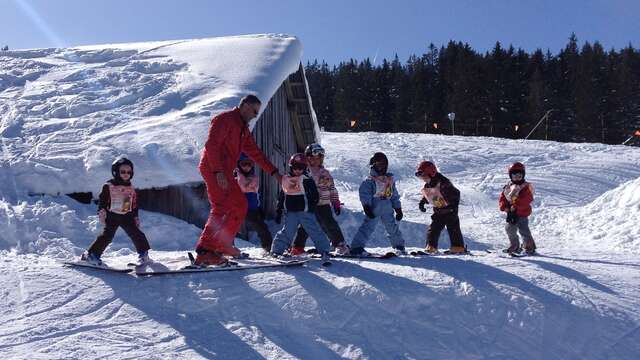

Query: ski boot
left=135, top=250, right=152, bottom=266
left=81, top=252, right=103, bottom=266
left=194, top=249, right=228, bottom=267
left=349, top=247, right=371, bottom=257
left=393, top=246, right=407, bottom=256
left=333, top=242, right=350, bottom=256
left=424, top=244, right=439, bottom=254
left=288, top=246, right=306, bottom=256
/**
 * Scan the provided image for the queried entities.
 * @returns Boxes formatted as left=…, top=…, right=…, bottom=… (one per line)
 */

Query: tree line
left=304, top=34, right=640, bottom=145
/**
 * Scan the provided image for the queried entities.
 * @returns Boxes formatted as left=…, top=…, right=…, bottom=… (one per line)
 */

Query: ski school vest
left=282, top=175, right=305, bottom=195
left=236, top=172, right=259, bottom=193
left=421, top=182, right=449, bottom=208
left=309, top=166, right=334, bottom=205
left=107, top=183, right=136, bottom=214
left=370, top=175, right=393, bottom=199
left=502, top=182, right=533, bottom=205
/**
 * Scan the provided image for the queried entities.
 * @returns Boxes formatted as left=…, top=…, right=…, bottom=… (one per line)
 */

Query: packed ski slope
left=1, top=131, right=640, bottom=359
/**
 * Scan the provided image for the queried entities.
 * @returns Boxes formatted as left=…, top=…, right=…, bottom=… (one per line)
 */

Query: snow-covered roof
left=0, top=34, right=306, bottom=196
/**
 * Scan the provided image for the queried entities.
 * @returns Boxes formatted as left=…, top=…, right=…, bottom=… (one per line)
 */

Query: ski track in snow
left=2, top=38, right=640, bottom=358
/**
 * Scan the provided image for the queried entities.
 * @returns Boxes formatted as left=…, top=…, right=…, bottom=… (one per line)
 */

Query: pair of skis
left=63, top=253, right=308, bottom=276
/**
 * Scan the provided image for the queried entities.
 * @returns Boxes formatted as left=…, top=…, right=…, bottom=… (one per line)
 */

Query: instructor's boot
left=194, top=251, right=228, bottom=267
left=216, top=243, right=241, bottom=258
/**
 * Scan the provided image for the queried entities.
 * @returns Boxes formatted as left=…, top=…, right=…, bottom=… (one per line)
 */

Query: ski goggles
left=510, top=171, right=524, bottom=177
left=291, top=163, right=307, bottom=171
left=309, top=148, right=325, bottom=157
left=415, top=171, right=425, bottom=177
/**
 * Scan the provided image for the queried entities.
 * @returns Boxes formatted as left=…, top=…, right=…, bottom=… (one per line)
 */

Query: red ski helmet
left=508, top=162, right=526, bottom=178
left=288, top=153, right=307, bottom=170
left=415, top=161, right=437, bottom=178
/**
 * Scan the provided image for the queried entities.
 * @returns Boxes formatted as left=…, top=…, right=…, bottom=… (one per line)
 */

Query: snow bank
left=0, top=196, right=201, bottom=256
left=0, top=34, right=303, bottom=196
left=559, top=177, right=640, bottom=252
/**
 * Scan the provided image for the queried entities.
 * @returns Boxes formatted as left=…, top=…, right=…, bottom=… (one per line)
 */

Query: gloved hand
left=506, top=211, right=518, bottom=224
left=98, top=209, right=107, bottom=224
left=363, top=205, right=375, bottom=219
left=418, top=198, right=427, bottom=213
left=332, top=202, right=341, bottom=216
left=394, top=208, right=403, bottom=221
left=275, top=209, right=283, bottom=224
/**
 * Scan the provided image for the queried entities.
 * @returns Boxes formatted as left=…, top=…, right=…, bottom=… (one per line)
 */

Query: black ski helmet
left=369, top=152, right=388, bottom=174
left=111, top=157, right=134, bottom=180
left=304, top=143, right=325, bottom=157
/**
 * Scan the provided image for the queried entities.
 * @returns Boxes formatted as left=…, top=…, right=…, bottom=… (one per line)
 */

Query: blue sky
left=2, top=0, right=639, bottom=64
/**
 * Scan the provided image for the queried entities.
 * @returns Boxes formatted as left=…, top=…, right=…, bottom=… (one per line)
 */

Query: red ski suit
left=197, top=107, right=278, bottom=254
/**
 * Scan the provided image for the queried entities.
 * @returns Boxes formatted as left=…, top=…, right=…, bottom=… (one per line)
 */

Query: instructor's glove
left=332, top=201, right=341, bottom=216
left=506, top=211, right=518, bottom=224
left=275, top=209, right=283, bottom=224
left=363, top=205, right=375, bottom=219
left=418, top=198, right=427, bottom=213
left=394, top=208, right=403, bottom=221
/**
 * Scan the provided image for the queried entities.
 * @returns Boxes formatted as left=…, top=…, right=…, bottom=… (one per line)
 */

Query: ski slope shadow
left=288, top=261, right=481, bottom=359
left=516, top=257, right=616, bottom=294
left=402, top=256, right=640, bottom=360
left=92, top=266, right=344, bottom=359
left=531, top=253, right=640, bottom=269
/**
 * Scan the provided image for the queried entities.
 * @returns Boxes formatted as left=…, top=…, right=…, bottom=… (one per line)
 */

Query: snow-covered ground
left=2, top=36, right=640, bottom=359
left=1, top=131, right=640, bottom=359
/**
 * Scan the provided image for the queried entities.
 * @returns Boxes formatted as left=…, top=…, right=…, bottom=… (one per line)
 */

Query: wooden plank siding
left=131, top=63, right=318, bottom=230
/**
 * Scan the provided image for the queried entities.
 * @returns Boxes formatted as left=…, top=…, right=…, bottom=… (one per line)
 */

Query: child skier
left=350, top=152, right=405, bottom=256
left=271, top=153, right=331, bottom=261
left=290, top=143, right=349, bottom=255
left=416, top=161, right=466, bottom=254
left=499, top=162, right=537, bottom=254
left=81, top=157, right=152, bottom=266
left=235, top=154, right=273, bottom=253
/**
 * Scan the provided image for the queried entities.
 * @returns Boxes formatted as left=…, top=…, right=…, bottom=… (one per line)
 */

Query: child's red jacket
left=499, top=181, right=533, bottom=217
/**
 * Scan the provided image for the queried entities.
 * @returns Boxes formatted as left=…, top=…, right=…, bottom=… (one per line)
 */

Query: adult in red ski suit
left=195, top=95, right=281, bottom=264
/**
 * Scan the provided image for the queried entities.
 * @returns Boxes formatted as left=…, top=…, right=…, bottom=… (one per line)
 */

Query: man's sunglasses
left=119, top=170, right=132, bottom=175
